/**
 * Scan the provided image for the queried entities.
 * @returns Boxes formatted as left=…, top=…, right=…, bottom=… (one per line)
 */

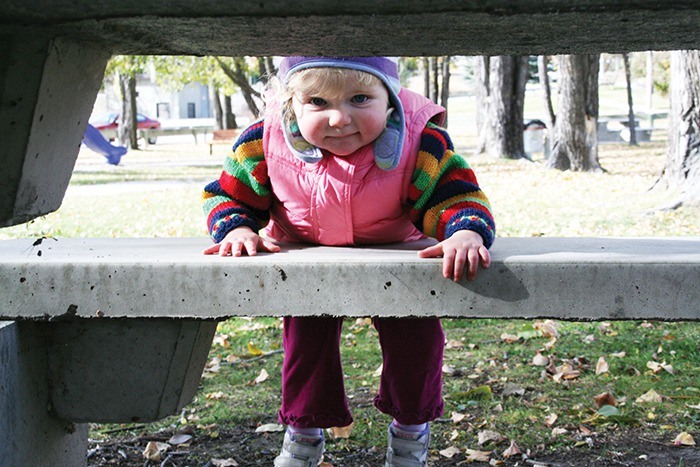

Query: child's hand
left=203, top=227, right=281, bottom=257
left=417, top=230, right=491, bottom=282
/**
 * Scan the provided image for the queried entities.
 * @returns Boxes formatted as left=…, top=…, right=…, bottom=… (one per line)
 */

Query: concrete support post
left=0, top=33, right=111, bottom=227
left=0, top=321, right=88, bottom=467
left=45, top=318, right=218, bottom=423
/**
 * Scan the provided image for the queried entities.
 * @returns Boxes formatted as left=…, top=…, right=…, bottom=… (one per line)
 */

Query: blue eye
left=351, top=95, right=369, bottom=104
left=309, top=97, right=327, bottom=107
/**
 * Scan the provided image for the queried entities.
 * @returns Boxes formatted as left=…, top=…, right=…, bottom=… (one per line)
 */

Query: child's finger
left=442, top=248, right=456, bottom=279
left=452, top=250, right=467, bottom=282
left=466, top=248, right=480, bottom=281
left=417, top=243, right=443, bottom=258
left=261, top=239, right=281, bottom=252
left=243, top=239, right=258, bottom=256
left=203, top=243, right=221, bottom=255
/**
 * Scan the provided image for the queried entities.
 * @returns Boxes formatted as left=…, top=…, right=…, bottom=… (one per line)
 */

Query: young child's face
left=291, top=76, right=390, bottom=156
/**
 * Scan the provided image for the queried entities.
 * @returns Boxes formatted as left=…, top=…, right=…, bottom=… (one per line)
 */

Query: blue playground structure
left=82, top=124, right=127, bottom=165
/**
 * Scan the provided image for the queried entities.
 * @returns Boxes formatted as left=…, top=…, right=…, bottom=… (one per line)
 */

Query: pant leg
left=373, top=317, right=445, bottom=425
left=277, top=316, right=353, bottom=428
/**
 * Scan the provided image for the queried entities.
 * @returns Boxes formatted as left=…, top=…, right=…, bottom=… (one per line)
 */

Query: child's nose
left=327, top=108, right=351, bottom=127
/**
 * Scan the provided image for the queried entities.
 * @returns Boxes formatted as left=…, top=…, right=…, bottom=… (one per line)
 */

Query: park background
left=0, top=53, right=698, bottom=465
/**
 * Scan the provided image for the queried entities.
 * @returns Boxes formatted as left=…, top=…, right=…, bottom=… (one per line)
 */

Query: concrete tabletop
left=1, top=237, right=698, bottom=320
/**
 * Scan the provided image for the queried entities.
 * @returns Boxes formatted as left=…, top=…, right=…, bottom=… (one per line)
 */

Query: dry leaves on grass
left=636, top=389, right=664, bottom=404
left=594, top=392, right=618, bottom=408
left=478, top=429, right=505, bottom=445
left=674, top=432, right=696, bottom=446
left=327, top=423, right=354, bottom=439
left=596, top=356, right=609, bottom=375
left=253, top=368, right=269, bottom=384
left=647, top=360, right=674, bottom=374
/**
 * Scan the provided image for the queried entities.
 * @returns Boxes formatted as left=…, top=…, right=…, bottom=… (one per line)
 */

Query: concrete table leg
left=0, top=33, right=110, bottom=227
left=1, top=321, right=88, bottom=467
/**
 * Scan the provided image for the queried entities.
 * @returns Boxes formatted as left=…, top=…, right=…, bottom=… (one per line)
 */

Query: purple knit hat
left=278, top=56, right=405, bottom=171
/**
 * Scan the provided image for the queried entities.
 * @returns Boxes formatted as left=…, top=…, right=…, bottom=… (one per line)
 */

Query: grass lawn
left=1, top=124, right=698, bottom=465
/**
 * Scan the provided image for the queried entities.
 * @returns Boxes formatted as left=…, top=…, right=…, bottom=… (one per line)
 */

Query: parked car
left=90, top=113, right=161, bottom=144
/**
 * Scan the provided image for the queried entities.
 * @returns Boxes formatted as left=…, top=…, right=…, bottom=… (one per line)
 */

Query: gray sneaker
left=273, top=428, right=325, bottom=467
left=385, top=423, right=430, bottom=467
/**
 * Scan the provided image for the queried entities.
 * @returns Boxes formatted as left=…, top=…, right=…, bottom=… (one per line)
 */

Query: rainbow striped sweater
left=203, top=120, right=495, bottom=248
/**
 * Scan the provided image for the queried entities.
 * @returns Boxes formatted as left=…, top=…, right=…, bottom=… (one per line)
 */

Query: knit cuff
left=210, top=214, right=259, bottom=243
left=445, top=213, right=495, bottom=249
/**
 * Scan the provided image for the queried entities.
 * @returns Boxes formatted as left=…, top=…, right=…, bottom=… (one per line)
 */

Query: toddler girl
left=203, top=56, right=495, bottom=467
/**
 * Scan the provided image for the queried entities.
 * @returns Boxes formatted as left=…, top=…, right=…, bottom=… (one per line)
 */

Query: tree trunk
left=538, top=55, right=556, bottom=131
left=657, top=50, right=700, bottom=204
left=223, top=95, right=237, bottom=130
left=422, top=58, right=430, bottom=99
left=623, top=53, right=637, bottom=146
left=547, top=54, right=602, bottom=172
left=118, top=73, right=138, bottom=149
left=212, top=85, right=223, bottom=130
left=474, top=56, right=490, bottom=155
left=474, top=55, right=529, bottom=159
left=216, top=57, right=261, bottom=118
left=429, top=57, right=439, bottom=104
left=440, top=56, right=451, bottom=127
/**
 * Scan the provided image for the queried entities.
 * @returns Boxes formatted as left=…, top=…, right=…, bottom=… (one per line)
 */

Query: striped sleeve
left=202, top=120, right=272, bottom=243
left=408, top=123, right=495, bottom=248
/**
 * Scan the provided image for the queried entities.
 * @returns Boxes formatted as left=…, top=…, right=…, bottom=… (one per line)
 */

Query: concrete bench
left=2, top=237, right=699, bottom=464
left=208, top=129, right=241, bottom=155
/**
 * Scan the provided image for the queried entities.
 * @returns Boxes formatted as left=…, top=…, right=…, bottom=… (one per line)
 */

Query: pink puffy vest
left=262, top=89, right=445, bottom=246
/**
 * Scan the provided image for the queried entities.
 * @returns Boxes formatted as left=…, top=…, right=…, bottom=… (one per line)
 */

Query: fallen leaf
left=610, top=351, right=626, bottom=358
left=500, top=333, right=520, bottom=343
left=247, top=342, right=264, bottom=356
left=594, top=392, right=617, bottom=408
left=442, top=364, right=456, bottom=375
left=544, top=413, right=558, bottom=427
left=478, top=430, right=505, bottom=445
left=374, top=364, right=384, bottom=377
left=532, top=351, right=549, bottom=366
left=544, top=337, right=557, bottom=351
left=206, top=391, right=227, bottom=400
left=205, top=357, right=221, bottom=373
left=168, top=433, right=193, bottom=445
left=636, top=389, right=663, bottom=404
left=327, top=423, right=354, bottom=439
left=255, top=423, right=284, bottom=433
left=501, top=382, right=525, bottom=397
left=439, top=446, right=462, bottom=458
left=211, top=458, right=239, bottom=467
left=501, top=440, right=522, bottom=458
left=596, top=356, right=609, bottom=375
left=674, top=432, right=696, bottom=446
left=459, top=385, right=493, bottom=401
left=212, top=334, right=230, bottom=348
left=142, top=441, right=169, bottom=462
left=465, top=449, right=492, bottom=462
left=451, top=411, right=467, bottom=423
left=533, top=320, right=560, bottom=338
left=445, top=339, right=464, bottom=349
left=551, top=427, right=568, bottom=437
left=598, top=405, right=621, bottom=417
left=254, top=368, right=269, bottom=384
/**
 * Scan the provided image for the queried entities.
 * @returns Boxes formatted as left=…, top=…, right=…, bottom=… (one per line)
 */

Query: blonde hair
left=266, top=67, right=385, bottom=127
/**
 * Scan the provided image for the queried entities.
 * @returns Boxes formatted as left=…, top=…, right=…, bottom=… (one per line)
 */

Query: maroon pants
left=277, top=316, right=445, bottom=428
